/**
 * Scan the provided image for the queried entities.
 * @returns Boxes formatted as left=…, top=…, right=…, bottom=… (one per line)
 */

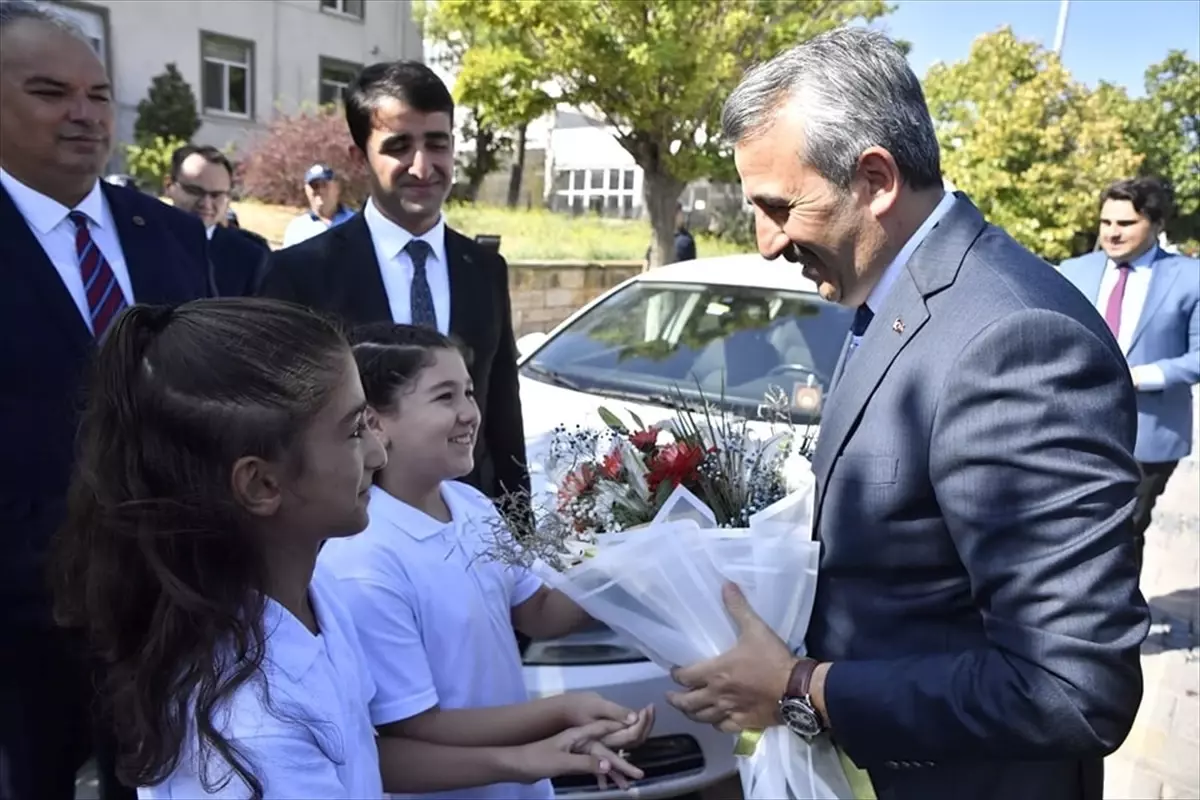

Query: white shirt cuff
left=1133, top=364, right=1167, bottom=391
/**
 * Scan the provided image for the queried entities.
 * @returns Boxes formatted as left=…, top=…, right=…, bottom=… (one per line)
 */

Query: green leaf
left=628, top=410, right=646, bottom=431
left=597, top=407, right=628, bottom=432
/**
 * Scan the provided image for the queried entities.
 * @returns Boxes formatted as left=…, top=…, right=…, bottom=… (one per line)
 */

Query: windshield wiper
left=523, top=363, right=585, bottom=392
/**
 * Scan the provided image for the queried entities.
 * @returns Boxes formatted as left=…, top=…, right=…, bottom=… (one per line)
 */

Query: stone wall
left=508, top=260, right=642, bottom=336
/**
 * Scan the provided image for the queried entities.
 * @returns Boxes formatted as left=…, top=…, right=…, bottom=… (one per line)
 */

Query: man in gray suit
left=666, top=27, right=1148, bottom=800
left=1060, top=177, right=1199, bottom=573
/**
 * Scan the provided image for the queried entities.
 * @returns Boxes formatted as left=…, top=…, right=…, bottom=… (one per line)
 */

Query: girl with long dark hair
left=51, top=299, right=644, bottom=799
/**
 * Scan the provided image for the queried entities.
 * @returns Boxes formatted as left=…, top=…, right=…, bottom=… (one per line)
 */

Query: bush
left=134, top=64, right=200, bottom=145
left=124, top=135, right=189, bottom=194
left=237, top=106, right=370, bottom=207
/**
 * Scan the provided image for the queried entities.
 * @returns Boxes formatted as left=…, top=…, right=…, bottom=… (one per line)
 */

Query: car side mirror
left=516, top=331, right=549, bottom=359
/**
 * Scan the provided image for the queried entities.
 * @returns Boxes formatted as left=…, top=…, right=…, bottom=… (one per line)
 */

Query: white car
left=517, top=253, right=853, bottom=799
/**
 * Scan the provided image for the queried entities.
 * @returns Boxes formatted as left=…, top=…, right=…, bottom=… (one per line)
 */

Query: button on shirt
left=139, top=566, right=384, bottom=799
left=1, top=168, right=135, bottom=332
left=363, top=198, right=452, bottom=334
left=1095, top=247, right=1165, bottom=389
left=319, top=481, right=551, bottom=800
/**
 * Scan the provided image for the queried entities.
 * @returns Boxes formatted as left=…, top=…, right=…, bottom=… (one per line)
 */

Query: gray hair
left=0, top=0, right=90, bottom=41
left=722, top=27, right=942, bottom=191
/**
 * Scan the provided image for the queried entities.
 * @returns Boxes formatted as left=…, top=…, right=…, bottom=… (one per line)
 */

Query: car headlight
left=523, top=640, right=649, bottom=666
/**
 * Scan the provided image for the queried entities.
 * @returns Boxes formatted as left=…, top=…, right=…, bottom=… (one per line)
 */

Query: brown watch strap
left=785, top=658, right=819, bottom=699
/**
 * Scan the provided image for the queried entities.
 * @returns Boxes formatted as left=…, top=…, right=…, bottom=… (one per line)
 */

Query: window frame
left=199, top=31, right=255, bottom=120
left=318, top=56, right=363, bottom=106
left=320, top=0, right=366, bottom=21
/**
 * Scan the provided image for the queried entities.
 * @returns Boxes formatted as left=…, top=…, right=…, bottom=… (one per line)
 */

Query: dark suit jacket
left=0, top=182, right=213, bottom=631
left=258, top=214, right=529, bottom=499
left=209, top=225, right=270, bottom=297
left=809, top=195, right=1149, bottom=800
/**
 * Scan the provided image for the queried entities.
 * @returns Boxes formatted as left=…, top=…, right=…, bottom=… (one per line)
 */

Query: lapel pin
left=132, top=215, right=145, bottom=226
left=892, top=317, right=905, bottom=334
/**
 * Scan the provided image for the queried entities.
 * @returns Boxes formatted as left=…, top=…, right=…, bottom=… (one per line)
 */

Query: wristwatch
left=779, top=659, right=827, bottom=740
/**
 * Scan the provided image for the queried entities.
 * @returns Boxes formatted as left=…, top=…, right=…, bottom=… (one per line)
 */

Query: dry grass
left=229, top=199, right=747, bottom=261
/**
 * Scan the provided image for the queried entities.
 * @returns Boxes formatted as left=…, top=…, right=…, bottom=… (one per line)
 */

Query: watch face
left=780, top=698, right=823, bottom=738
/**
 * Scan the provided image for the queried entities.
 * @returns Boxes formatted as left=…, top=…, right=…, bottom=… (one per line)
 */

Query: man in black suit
left=0, top=4, right=212, bottom=799
left=166, top=143, right=270, bottom=295
left=260, top=61, right=528, bottom=499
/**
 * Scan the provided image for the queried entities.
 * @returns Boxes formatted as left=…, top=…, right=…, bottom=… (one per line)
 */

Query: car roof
left=633, top=253, right=822, bottom=294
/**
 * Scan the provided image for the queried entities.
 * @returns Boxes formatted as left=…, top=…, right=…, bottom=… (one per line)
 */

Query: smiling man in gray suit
left=666, top=27, right=1149, bottom=800
left=1059, top=178, right=1200, bottom=574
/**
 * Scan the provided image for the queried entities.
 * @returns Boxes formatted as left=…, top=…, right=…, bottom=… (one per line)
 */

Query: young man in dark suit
left=0, top=4, right=212, bottom=799
left=166, top=144, right=270, bottom=296
left=260, top=61, right=528, bottom=500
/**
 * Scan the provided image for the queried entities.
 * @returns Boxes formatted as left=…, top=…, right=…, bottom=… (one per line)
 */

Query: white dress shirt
left=319, top=482, right=551, bottom=800
left=363, top=199, right=452, bottom=334
left=139, top=566, right=384, bottom=799
left=853, top=191, right=957, bottom=347
left=1095, top=247, right=1165, bottom=390
left=2, top=168, right=135, bottom=333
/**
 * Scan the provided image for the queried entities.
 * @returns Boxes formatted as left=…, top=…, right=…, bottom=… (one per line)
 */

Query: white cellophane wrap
left=531, top=468, right=853, bottom=799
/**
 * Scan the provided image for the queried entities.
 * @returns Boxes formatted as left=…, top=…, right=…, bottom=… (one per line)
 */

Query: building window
left=321, top=0, right=365, bottom=19
left=318, top=57, right=361, bottom=106
left=551, top=167, right=639, bottom=218
left=201, top=33, right=253, bottom=117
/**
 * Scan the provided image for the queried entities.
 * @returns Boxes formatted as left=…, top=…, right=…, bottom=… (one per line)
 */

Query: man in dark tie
left=667, top=28, right=1146, bottom=800
left=260, top=61, right=528, bottom=500
left=0, top=4, right=211, bottom=799
left=1060, top=178, right=1199, bottom=573
left=165, top=143, right=270, bottom=296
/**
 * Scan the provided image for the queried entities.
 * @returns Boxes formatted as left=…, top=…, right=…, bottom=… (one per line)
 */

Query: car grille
left=551, top=734, right=705, bottom=793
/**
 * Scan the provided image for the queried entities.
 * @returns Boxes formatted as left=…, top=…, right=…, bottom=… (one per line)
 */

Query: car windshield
left=521, top=280, right=853, bottom=423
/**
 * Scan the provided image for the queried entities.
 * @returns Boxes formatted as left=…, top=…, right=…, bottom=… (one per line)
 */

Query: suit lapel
left=335, top=215, right=392, bottom=323
left=812, top=269, right=930, bottom=488
left=103, top=183, right=167, bottom=303
left=1128, top=248, right=1178, bottom=351
left=1080, top=253, right=1108, bottom=305
left=444, top=227, right=487, bottom=349
left=0, top=184, right=91, bottom=351
left=812, top=196, right=986, bottom=532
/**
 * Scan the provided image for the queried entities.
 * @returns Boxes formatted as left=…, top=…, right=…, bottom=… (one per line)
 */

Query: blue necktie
left=405, top=239, right=437, bottom=329
left=851, top=304, right=874, bottom=337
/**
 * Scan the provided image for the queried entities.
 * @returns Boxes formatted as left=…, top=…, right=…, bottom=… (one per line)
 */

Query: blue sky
left=870, top=0, right=1199, bottom=96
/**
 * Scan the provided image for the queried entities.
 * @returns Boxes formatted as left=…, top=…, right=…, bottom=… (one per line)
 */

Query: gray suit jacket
left=809, top=195, right=1149, bottom=800
left=1058, top=248, right=1200, bottom=463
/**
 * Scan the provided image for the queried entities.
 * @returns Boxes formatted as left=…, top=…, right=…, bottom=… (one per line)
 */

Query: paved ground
left=1103, top=456, right=1200, bottom=800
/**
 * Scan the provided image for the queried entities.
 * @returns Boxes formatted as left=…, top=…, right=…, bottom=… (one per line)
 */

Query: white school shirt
left=1, top=168, right=135, bottom=333
left=318, top=481, right=552, bottom=800
left=1093, top=247, right=1166, bottom=389
left=363, top=198, right=452, bottom=334
left=139, top=566, right=384, bottom=799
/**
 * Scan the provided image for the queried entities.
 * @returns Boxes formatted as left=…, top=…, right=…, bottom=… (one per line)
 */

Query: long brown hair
left=51, top=298, right=349, bottom=797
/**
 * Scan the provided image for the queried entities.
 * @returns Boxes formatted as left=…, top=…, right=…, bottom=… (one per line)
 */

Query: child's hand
left=599, top=704, right=654, bottom=752
left=516, top=720, right=646, bottom=790
left=559, top=691, right=639, bottom=730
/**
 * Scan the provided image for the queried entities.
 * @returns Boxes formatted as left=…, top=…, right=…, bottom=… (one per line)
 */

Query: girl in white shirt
left=50, top=299, right=646, bottom=800
left=320, top=323, right=651, bottom=800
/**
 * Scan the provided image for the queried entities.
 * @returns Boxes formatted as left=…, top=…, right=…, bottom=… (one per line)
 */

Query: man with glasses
left=165, top=144, right=269, bottom=295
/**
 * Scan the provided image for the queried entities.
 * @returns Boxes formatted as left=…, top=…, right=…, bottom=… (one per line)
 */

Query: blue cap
left=305, top=164, right=335, bottom=184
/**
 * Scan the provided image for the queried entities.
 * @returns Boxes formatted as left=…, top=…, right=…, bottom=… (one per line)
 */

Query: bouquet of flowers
left=482, top=387, right=852, bottom=798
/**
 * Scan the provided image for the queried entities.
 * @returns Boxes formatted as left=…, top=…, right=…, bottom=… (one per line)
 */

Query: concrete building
left=46, top=0, right=422, bottom=157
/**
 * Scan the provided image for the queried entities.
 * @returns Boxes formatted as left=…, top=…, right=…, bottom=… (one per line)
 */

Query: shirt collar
left=0, top=168, right=106, bottom=235
left=206, top=224, right=217, bottom=240
left=363, top=197, right=447, bottom=266
left=260, top=584, right=328, bottom=683
left=865, top=191, right=957, bottom=315
left=367, top=482, right=481, bottom=542
left=1108, top=247, right=1158, bottom=271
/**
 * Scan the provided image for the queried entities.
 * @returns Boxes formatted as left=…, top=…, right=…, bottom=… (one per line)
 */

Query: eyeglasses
left=176, top=182, right=230, bottom=201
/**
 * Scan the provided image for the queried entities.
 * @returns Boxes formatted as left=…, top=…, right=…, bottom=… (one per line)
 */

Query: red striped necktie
left=68, top=210, right=128, bottom=338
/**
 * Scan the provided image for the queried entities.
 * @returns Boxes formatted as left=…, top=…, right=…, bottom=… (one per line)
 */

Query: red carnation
left=629, top=429, right=659, bottom=452
left=646, top=442, right=706, bottom=495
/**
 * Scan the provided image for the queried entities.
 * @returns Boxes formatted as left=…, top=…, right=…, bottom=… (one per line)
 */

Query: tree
left=423, top=0, right=890, bottom=266
left=133, top=64, right=200, bottom=145
left=923, top=28, right=1143, bottom=261
left=422, top=3, right=555, bottom=207
left=1132, top=52, right=1199, bottom=245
